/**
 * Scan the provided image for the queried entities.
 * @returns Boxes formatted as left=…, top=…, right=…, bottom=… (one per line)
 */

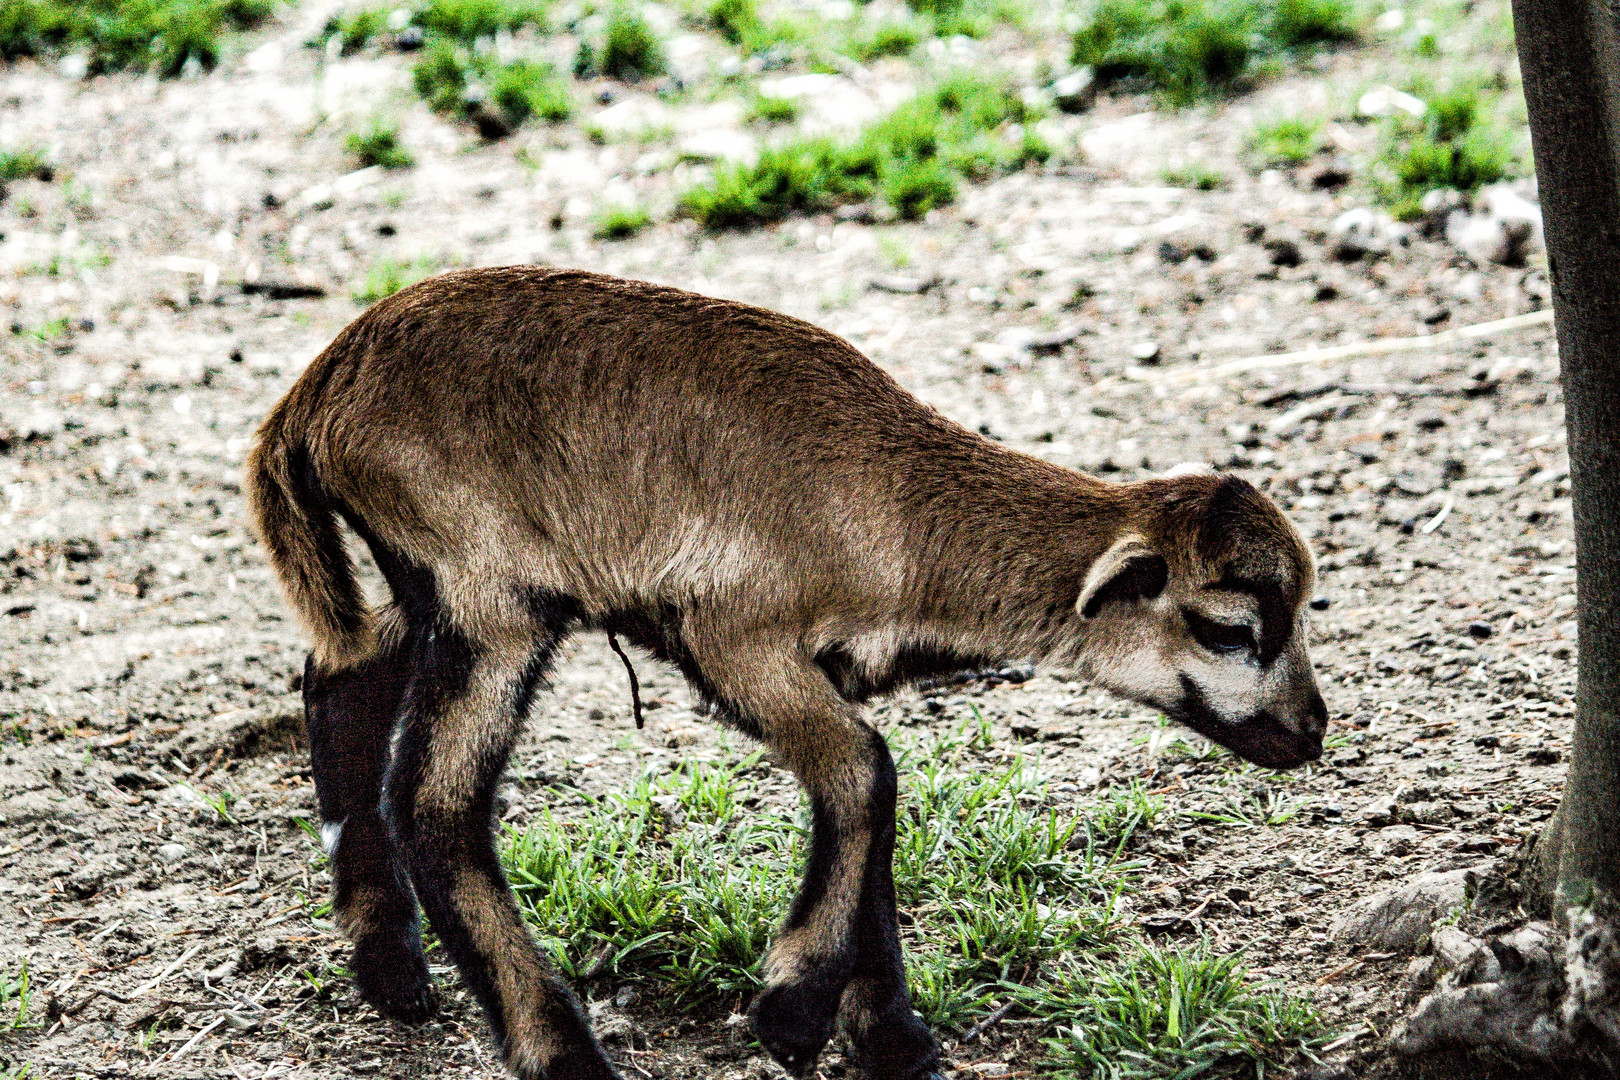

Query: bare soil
left=0, top=5, right=1573, bottom=1078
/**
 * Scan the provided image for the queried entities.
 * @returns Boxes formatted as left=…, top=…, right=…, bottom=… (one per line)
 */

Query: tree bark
left=1512, top=0, right=1620, bottom=913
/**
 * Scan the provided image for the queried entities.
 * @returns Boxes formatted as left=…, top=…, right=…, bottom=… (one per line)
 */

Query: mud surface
left=0, top=6, right=1572, bottom=1078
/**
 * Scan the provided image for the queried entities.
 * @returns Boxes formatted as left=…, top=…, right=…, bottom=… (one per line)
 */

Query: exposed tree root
left=1392, top=907, right=1620, bottom=1073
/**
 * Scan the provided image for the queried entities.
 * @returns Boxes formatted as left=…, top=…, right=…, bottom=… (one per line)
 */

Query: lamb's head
left=1073, top=472, right=1325, bottom=769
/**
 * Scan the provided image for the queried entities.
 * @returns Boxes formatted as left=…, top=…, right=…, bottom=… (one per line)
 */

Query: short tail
left=246, top=417, right=371, bottom=667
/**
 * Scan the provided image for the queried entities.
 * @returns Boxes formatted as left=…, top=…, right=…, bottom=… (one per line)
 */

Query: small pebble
left=1130, top=340, right=1161, bottom=363
left=157, top=843, right=186, bottom=863
left=1468, top=621, right=1494, bottom=640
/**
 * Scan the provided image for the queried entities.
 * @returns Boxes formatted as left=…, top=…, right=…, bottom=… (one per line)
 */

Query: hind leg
left=304, top=635, right=435, bottom=1022
left=385, top=601, right=621, bottom=1080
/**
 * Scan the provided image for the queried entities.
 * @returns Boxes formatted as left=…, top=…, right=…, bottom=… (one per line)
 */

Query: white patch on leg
left=321, top=820, right=344, bottom=857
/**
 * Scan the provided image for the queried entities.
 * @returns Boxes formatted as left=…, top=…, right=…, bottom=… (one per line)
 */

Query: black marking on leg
left=782, top=798, right=840, bottom=933
left=384, top=590, right=619, bottom=1078
left=305, top=640, right=435, bottom=1023
left=352, top=919, right=437, bottom=1024
left=754, top=727, right=906, bottom=1076
left=841, top=727, right=941, bottom=1080
left=514, top=588, right=581, bottom=719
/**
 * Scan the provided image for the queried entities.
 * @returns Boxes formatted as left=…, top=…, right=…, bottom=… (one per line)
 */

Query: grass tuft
left=1042, top=941, right=1324, bottom=1077
left=413, top=38, right=472, bottom=114
left=1374, top=80, right=1518, bottom=218
left=1161, top=161, right=1226, bottom=189
left=1249, top=114, right=1322, bottom=165
left=414, top=42, right=571, bottom=130
left=708, top=0, right=760, bottom=46
left=352, top=256, right=440, bottom=304
left=1, top=959, right=37, bottom=1030
left=415, top=0, right=551, bottom=41
left=575, top=5, right=666, bottom=80
left=846, top=17, right=927, bottom=61
left=324, top=8, right=386, bottom=54
left=0, top=146, right=52, bottom=182
left=1083, top=782, right=1165, bottom=845
left=493, top=58, right=573, bottom=123
left=0, top=0, right=276, bottom=77
left=905, top=0, right=1026, bottom=38
left=592, top=203, right=652, bottom=239
left=747, top=93, right=800, bottom=124
left=1072, top=0, right=1357, bottom=105
left=347, top=119, right=415, bottom=169
left=1268, top=0, right=1356, bottom=47
left=682, top=72, right=1047, bottom=228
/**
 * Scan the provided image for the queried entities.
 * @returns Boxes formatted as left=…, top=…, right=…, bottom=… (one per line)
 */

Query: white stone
left=1357, top=85, right=1427, bottom=119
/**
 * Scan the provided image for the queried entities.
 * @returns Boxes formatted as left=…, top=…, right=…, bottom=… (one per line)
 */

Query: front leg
left=836, top=784, right=943, bottom=1080
left=749, top=768, right=871, bottom=1075
left=690, top=636, right=941, bottom=1079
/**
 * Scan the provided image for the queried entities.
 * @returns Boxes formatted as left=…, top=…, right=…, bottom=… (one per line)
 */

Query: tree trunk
left=1512, top=0, right=1620, bottom=914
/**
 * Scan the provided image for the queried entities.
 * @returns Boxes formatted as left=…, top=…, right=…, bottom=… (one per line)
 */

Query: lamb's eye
left=1183, top=609, right=1257, bottom=656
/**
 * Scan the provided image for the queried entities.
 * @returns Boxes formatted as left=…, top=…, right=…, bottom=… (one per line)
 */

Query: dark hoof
left=531, top=1051, right=626, bottom=1080
left=851, top=1045, right=944, bottom=1080
left=352, top=935, right=437, bottom=1024
left=751, top=984, right=837, bottom=1078
left=844, top=1003, right=942, bottom=1080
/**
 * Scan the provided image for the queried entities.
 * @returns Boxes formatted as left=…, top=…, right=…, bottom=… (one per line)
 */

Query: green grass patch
left=747, top=93, right=800, bottom=124
left=504, top=734, right=1134, bottom=1016
left=1042, top=942, right=1323, bottom=1078
left=493, top=58, right=573, bottom=123
left=340, top=1, right=558, bottom=129
left=413, top=38, right=473, bottom=114
left=846, top=17, right=927, bottom=61
left=1182, top=786, right=1299, bottom=828
left=321, top=0, right=550, bottom=52
left=1161, top=161, right=1226, bottom=188
left=1, top=959, right=37, bottom=1030
left=323, top=7, right=387, bottom=54
left=1082, top=781, right=1165, bottom=845
left=707, top=0, right=758, bottom=46
left=682, top=72, right=1048, bottom=228
left=0, top=146, right=51, bottom=182
left=414, top=42, right=570, bottom=131
left=1072, top=0, right=1358, bottom=105
left=704, top=0, right=810, bottom=58
left=501, top=729, right=1322, bottom=1074
left=347, top=119, right=415, bottom=169
left=0, top=0, right=275, bottom=76
left=1374, top=80, right=1518, bottom=218
left=352, top=256, right=440, bottom=303
left=574, top=5, right=666, bottom=80
left=906, top=0, right=1029, bottom=38
left=1249, top=114, right=1322, bottom=165
left=415, top=0, right=551, bottom=41
left=592, top=203, right=652, bottom=239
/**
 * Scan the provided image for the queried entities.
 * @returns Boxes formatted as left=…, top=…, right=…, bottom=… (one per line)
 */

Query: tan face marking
left=1074, top=495, right=1325, bottom=769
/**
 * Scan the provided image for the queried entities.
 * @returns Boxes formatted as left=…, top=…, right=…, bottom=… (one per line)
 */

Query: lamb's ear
left=1077, top=536, right=1169, bottom=618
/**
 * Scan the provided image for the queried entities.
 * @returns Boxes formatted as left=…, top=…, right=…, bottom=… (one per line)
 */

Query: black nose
left=1304, top=688, right=1328, bottom=739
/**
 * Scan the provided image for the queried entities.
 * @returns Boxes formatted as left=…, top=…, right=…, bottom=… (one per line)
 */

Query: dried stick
left=1125, top=309, right=1553, bottom=387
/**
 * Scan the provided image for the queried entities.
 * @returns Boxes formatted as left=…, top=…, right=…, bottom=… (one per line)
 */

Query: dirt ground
left=0, top=3, right=1577, bottom=1078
